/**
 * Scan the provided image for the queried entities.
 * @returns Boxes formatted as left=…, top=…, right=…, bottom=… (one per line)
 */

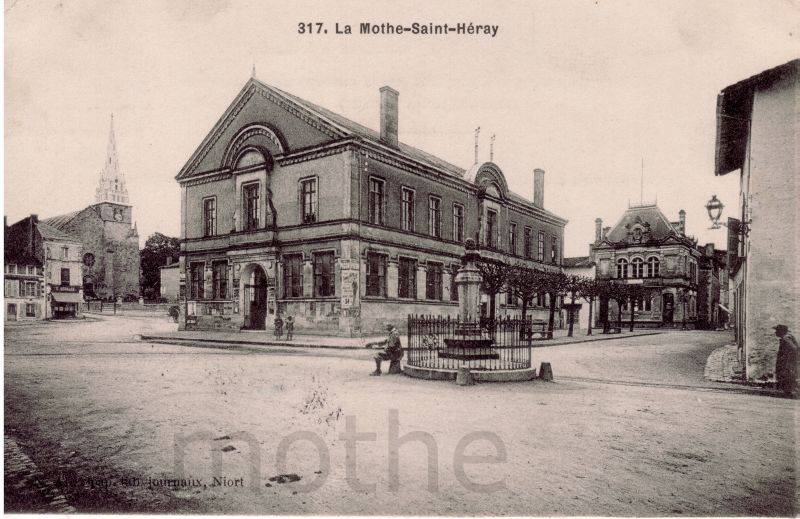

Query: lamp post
left=705, top=194, right=751, bottom=235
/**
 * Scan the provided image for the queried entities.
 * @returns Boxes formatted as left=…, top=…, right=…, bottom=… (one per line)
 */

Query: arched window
left=616, top=258, right=628, bottom=279
left=647, top=257, right=660, bottom=277
left=235, top=149, right=267, bottom=169
left=631, top=257, right=644, bottom=278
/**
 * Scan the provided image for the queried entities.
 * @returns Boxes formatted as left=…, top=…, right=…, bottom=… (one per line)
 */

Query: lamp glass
left=705, top=195, right=724, bottom=223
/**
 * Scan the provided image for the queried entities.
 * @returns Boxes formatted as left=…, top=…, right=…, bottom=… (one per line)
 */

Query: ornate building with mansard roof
left=591, top=203, right=701, bottom=328
left=43, top=116, right=140, bottom=301
left=176, top=78, right=568, bottom=335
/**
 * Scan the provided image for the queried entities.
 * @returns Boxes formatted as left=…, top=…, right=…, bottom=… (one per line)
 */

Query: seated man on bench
left=366, top=323, right=404, bottom=376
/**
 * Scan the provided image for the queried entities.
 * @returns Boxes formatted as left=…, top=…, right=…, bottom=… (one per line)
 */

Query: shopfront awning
left=51, top=292, right=84, bottom=303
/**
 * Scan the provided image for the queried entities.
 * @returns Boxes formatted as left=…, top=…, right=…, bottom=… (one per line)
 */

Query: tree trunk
left=587, top=297, right=593, bottom=335
left=629, top=296, right=635, bottom=332
left=489, top=291, right=496, bottom=322
left=616, top=299, right=623, bottom=330
left=547, top=292, right=557, bottom=339
left=567, top=296, right=575, bottom=337
left=521, top=298, right=530, bottom=343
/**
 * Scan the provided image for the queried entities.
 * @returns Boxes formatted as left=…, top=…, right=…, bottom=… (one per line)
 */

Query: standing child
left=274, top=316, right=284, bottom=339
left=285, top=315, right=294, bottom=341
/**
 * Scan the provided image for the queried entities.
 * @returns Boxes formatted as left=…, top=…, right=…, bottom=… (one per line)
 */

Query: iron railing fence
left=406, top=315, right=546, bottom=371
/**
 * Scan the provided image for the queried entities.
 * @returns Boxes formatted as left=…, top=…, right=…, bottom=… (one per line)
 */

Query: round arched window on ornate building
left=631, top=257, right=644, bottom=278
left=616, top=258, right=628, bottom=279
left=647, top=257, right=660, bottom=277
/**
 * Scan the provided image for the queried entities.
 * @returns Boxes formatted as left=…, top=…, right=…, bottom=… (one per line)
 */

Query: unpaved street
left=4, top=316, right=797, bottom=515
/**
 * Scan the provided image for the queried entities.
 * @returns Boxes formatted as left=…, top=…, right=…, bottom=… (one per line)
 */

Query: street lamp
left=705, top=194, right=751, bottom=235
left=705, top=195, right=724, bottom=229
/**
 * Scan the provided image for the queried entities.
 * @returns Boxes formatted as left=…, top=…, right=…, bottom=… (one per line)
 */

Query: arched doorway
left=242, top=264, right=268, bottom=330
left=662, top=293, right=675, bottom=324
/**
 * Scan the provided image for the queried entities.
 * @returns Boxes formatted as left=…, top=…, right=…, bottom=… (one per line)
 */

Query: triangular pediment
left=176, top=79, right=349, bottom=180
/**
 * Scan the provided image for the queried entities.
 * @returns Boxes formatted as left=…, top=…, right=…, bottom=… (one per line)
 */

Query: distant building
left=4, top=219, right=45, bottom=321
left=5, top=215, right=84, bottom=319
left=159, top=262, right=180, bottom=302
left=712, top=59, right=798, bottom=382
left=591, top=204, right=700, bottom=328
left=43, top=116, right=140, bottom=301
left=562, top=256, right=595, bottom=331
left=696, top=243, right=728, bottom=330
left=175, top=78, right=567, bottom=335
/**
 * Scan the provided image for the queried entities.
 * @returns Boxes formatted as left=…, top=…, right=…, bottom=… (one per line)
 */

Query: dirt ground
left=4, top=316, right=797, bottom=515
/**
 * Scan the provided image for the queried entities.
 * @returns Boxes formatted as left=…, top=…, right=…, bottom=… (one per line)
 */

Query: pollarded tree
left=606, top=281, right=631, bottom=332
left=542, top=270, right=570, bottom=339
left=580, top=279, right=603, bottom=336
left=627, top=284, right=648, bottom=332
left=564, top=275, right=586, bottom=337
left=477, top=259, right=512, bottom=322
left=508, top=265, right=547, bottom=323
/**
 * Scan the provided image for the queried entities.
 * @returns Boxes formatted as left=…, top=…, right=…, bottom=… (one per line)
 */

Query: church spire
left=95, top=114, right=130, bottom=205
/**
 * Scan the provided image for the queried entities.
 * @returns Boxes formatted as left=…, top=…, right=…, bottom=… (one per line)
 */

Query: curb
left=140, top=335, right=368, bottom=350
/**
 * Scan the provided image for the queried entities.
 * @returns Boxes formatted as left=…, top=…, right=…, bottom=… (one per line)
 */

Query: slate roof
left=268, top=83, right=466, bottom=178
left=605, top=204, right=680, bottom=243
left=562, top=256, right=594, bottom=268
left=37, top=221, right=80, bottom=242
left=42, top=209, right=82, bottom=230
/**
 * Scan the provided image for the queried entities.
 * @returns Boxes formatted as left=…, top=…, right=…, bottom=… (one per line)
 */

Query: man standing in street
left=366, top=323, right=403, bottom=376
left=774, top=324, right=798, bottom=398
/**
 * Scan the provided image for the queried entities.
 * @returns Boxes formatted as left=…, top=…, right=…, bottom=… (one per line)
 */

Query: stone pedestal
left=454, top=244, right=482, bottom=322
left=456, top=367, right=475, bottom=386
left=539, top=362, right=553, bottom=381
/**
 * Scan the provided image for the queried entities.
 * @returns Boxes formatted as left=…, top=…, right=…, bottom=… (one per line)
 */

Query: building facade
left=696, top=243, right=727, bottom=330
left=712, top=59, right=798, bottom=382
left=176, top=79, right=567, bottom=335
left=43, top=116, right=140, bottom=301
left=159, top=262, right=180, bottom=302
left=562, top=256, right=595, bottom=331
left=4, top=233, right=45, bottom=321
left=5, top=215, right=84, bottom=319
left=591, top=204, right=700, bottom=328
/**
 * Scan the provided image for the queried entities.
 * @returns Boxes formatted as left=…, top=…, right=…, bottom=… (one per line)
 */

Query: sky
left=4, top=0, right=797, bottom=257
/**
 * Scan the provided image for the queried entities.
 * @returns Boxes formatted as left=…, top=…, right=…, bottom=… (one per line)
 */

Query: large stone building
left=43, top=116, right=140, bottom=301
left=176, top=78, right=567, bottom=335
left=711, top=59, right=798, bottom=382
left=591, top=204, right=700, bottom=328
left=5, top=215, right=84, bottom=319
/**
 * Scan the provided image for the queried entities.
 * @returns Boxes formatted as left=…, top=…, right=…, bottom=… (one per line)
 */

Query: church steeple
left=95, top=114, right=130, bottom=205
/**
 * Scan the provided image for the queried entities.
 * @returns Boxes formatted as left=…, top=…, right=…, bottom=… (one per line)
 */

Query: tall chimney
left=379, top=86, right=399, bottom=147
left=679, top=209, right=686, bottom=234
left=595, top=218, right=603, bottom=242
left=29, top=214, right=38, bottom=257
left=603, top=226, right=610, bottom=240
left=533, top=168, right=545, bottom=208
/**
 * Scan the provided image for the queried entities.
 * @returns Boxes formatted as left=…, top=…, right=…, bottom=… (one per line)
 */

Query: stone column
left=203, top=265, right=213, bottom=300
left=302, top=258, right=313, bottom=297
left=442, top=268, right=452, bottom=302
left=387, top=259, right=399, bottom=299
left=416, top=264, right=428, bottom=300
